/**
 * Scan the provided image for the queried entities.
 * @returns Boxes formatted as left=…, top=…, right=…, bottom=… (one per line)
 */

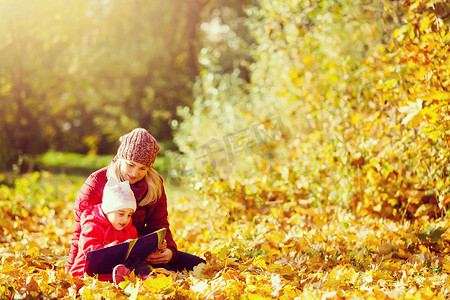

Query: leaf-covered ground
left=1, top=173, right=450, bottom=299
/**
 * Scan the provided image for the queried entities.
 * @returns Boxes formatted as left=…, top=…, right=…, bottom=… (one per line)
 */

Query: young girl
left=66, top=128, right=205, bottom=274
left=69, top=177, right=141, bottom=283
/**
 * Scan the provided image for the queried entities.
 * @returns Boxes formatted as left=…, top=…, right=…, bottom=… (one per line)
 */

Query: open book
left=84, top=228, right=167, bottom=276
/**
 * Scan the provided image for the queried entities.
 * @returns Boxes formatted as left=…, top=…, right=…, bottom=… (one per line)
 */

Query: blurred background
left=1, top=0, right=449, bottom=218
left=0, top=0, right=252, bottom=175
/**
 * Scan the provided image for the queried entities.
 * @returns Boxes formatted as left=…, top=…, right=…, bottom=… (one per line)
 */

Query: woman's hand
left=146, top=248, right=173, bottom=265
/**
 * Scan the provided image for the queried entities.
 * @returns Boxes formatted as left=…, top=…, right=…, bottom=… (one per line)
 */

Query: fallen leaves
left=1, top=171, right=450, bottom=299
left=141, top=272, right=172, bottom=293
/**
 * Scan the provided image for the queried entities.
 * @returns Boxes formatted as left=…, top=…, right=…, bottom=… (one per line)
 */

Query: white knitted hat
left=102, top=177, right=137, bottom=214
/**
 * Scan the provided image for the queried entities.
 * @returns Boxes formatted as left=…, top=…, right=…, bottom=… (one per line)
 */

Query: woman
left=66, top=128, right=205, bottom=274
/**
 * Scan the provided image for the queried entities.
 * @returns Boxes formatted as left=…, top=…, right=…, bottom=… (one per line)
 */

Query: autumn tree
left=173, top=0, right=450, bottom=219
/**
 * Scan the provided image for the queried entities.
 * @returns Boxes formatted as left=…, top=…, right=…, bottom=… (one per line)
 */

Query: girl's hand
left=146, top=248, right=173, bottom=265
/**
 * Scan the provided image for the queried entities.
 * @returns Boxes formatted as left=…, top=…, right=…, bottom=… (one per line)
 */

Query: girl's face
left=120, top=160, right=149, bottom=184
left=106, top=208, right=134, bottom=231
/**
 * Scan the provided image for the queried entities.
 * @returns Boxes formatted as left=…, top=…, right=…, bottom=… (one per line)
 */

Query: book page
left=126, top=238, right=138, bottom=259
left=156, top=228, right=167, bottom=246
left=126, top=228, right=167, bottom=261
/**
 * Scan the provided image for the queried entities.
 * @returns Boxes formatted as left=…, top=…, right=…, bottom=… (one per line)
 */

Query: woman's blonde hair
left=106, top=158, right=162, bottom=206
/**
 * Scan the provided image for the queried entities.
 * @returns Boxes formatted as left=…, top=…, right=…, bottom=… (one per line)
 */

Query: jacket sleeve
left=142, top=184, right=178, bottom=262
left=79, top=222, right=108, bottom=254
left=69, top=217, right=108, bottom=277
left=65, top=169, right=106, bottom=272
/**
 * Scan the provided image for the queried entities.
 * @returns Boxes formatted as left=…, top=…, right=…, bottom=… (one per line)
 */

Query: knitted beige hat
left=102, top=177, right=137, bottom=214
left=116, top=128, right=159, bottom=167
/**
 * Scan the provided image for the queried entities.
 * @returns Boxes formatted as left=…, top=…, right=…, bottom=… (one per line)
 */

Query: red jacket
left=69, top=204, right=138, bottom=277
left=66, top=167, right=177, bottom=272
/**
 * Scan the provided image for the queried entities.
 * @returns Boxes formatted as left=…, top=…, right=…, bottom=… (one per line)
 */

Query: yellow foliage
left=2, top=0, right=450, bottom=298
left=142, top=273, right=172, bottom=293
left=398, top=99, right=424, bottom=128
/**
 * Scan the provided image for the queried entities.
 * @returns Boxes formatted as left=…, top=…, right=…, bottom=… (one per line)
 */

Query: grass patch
left=35, top=151, right=180, bottom=183
left=35, top=151, right=186, bottom=196
left=36, top=150, right=114, bottom=170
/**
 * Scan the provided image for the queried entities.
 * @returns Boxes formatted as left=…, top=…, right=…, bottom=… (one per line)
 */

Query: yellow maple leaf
left=253, top=255, right=267, bottom=270
left=398, top=99, right=424, bottom=127
left=366, top=168, right=382, bottom=185
left=190, top=280, right=209, bottom=294
left=248, top=294, right=270, bottom=300
left=123, top=280, right=140, bottom=300
left=142, top=273, right=172, bottom=292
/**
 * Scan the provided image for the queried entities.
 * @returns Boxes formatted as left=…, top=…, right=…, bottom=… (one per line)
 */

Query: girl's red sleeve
left=66, top=168, right=107, bottom=272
